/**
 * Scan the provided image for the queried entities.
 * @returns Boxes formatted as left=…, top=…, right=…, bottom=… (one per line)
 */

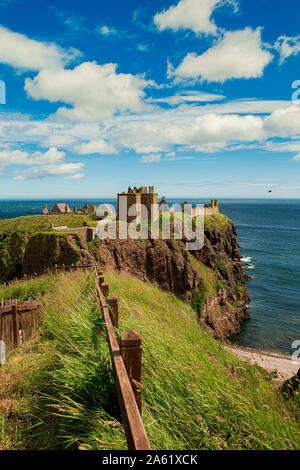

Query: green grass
left=204, top=214, right=231, bottom=232
left=106, top=270, right=300, bottom=450
left=0, top=272, right=126, bottom=450
left=0, top=214, right=97, bottom=235
left=0, top=270, right=299, bottom=450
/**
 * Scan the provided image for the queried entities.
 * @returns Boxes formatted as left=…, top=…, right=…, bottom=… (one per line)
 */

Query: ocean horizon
left=0, top=198, right=299, bottom=356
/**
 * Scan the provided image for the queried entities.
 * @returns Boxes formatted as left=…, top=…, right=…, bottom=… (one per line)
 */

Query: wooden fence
left=0, top=262, right=151, bottom=450
left=0, top=299, right=41, bottom=350
left=0, top=264, right=93, bottom=350
left=95, top=268, right=151, bottom=451
left=0, top=262, right=94, bottom=288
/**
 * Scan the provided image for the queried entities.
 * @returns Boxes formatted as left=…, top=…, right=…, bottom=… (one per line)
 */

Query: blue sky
left=0, top=0, right=300, bottom=199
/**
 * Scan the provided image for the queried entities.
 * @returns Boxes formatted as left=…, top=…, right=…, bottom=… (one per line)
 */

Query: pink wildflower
left=231, top=365, right=237, bottom=378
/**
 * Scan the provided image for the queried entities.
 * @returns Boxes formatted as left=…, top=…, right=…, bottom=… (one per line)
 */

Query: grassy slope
left=0, top=272, right=126, bottom=450
left=0, top=271, right=299, bottom=450
left=0, top=214, right=97, bottom=235
left=106, top=270, right=300, bottom=450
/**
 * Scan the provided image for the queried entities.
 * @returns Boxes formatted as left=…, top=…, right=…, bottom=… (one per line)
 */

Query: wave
left=241, top=256, right=252, bottom=263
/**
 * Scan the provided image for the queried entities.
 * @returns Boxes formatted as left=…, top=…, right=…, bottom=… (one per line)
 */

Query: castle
left=42, top=187, right=219, bottom=223
left=117, top=186, right=219, bottom=223
left=117, top=186, right=159, bottom=223
left=42, top=202, right=97, bottom=216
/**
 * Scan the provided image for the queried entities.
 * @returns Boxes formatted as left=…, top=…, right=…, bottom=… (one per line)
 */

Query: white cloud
left=264, top=106, right=300, bottom=137
left=154, top=0, right=237, bottom=35
left=292, top=154, right=300, bottom=161
left=14, top=162, right=84, bottom=180
left=0, top=146, right=85, bottom=181
left=97, top=25, right=118, bottom=36
left=107, top=111, right=264, bottom=154
left=275, top=35, right=300, bottom=63
left=76, top=139, right=117, bottom=155
left=25, top=61, right=151, bottom=121
left=140, top=154, right=162, bottom=163
left=172, top=28, right=273, bottom=82
left=149, top=91, right=225, bottom=105
left=0, top=25, right=78, bottom=71
left=0, top=147, right=65, bottom=169
left=64, top=173, right=85, bottom=179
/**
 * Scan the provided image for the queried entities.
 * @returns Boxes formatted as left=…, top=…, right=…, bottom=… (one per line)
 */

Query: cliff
left=0, top=231, right=93, bottom=280
left=0, top=213, right=250, bottom=339
left=93, top=214, right=250, bottom=339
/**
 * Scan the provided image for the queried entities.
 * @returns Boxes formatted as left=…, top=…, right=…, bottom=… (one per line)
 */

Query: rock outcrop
left=93, top=215, right=250, bottom=339
left=0, top=232, right=93, bottom=280
left=0, top=214, right=250, bottom=339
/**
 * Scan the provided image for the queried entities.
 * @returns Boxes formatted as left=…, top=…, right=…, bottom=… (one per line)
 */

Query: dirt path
left=225, top=345, right=299, bottom=380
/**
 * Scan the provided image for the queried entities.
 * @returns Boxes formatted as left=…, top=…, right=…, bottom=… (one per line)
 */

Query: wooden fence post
left=12, top=303, right=19, bottom=348
left=102, top=282, right=109, bottom=297
left=109, top=295, right=119, bottom=329
left=120, top=329, right=142, bottom=415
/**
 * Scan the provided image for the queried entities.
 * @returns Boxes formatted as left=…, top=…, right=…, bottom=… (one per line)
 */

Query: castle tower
left=141, top=186, right=158, bottom=223
left=117, top=186, right=159, bottom=223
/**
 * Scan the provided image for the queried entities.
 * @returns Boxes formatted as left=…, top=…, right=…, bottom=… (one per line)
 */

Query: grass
left=0, top=214, right=97, bottom=235
left=106, top=270, right=300, bottom=450
left=0, top=272, right=126, bottom=450
left=0, top=270, right=299, bottom=450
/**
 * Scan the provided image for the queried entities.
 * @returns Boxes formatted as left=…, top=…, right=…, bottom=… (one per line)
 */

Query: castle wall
left=51, top=226, right=97, bottom=242
left=117, top=187, right=159, bottom=223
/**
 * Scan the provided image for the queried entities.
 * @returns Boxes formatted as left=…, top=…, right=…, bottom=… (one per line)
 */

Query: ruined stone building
left=117, top=186, right=220, bottom=223
left=118, top=186, right=159, bottom=223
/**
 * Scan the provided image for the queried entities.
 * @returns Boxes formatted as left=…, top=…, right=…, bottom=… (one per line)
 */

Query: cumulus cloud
left=107, top=111, right=264, bottom=154
left=25, top=61, right=151, bottom=121
left=154, top=0, right=237, bottom=35
left=0, top=146, right=85, bottom=180
left=0, top=147, right=65, bottom=169
left=292, top=154, right=300, bottom=162
left=171, top=28, right=273, bottom=82
left=275, top=35, right=300, bottom=63
left=0, top=25, right=78, bottom=71
left=76, top=139, right=117, bottom=155
left=14, top=163, right=84, bottom=180
left=264, top=106, right=300, bottom=137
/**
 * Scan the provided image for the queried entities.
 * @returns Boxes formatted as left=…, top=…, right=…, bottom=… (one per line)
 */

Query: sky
left=0, top=0, right=300, bottom=199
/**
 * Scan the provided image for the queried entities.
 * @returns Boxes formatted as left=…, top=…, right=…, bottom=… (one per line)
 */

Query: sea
left=0, top=198, right=299, bottom=355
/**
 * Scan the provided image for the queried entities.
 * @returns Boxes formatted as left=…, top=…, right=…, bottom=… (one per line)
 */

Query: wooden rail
left=95, top=269, right=151, bottom=450
left=0, top=300, right=41, bottom=350
left=0, top=264, right=94, bottom=350
left=1, top=263, right=151, bottom=449
left=0, top=262, right=94, bottom=287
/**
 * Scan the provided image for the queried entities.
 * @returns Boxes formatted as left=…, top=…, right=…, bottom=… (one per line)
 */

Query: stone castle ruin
left=118, top=186, right=159, bottom=224
left=41, top=187, right=219, bottom=238
left=117, top=186, right=219, bottom=223
left=42, top=202, right=97, bottom=216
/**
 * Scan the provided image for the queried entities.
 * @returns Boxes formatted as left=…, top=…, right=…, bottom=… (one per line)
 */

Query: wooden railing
left=95, top=267, right=151, bottom=451
left=1, top=263, right=151, bottom=450
left=0, top=299, right=41, bottom=350
left=0, top=262, right=94, bottom=287
left=0, top=264, right=94, bottom=350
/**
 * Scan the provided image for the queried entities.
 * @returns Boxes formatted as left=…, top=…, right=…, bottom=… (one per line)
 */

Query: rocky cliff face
left=0, top=231, right=93, bottom=280
left=0, top=214, right=250, bottom=339
left=93, top=215, right=250, bottom=339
